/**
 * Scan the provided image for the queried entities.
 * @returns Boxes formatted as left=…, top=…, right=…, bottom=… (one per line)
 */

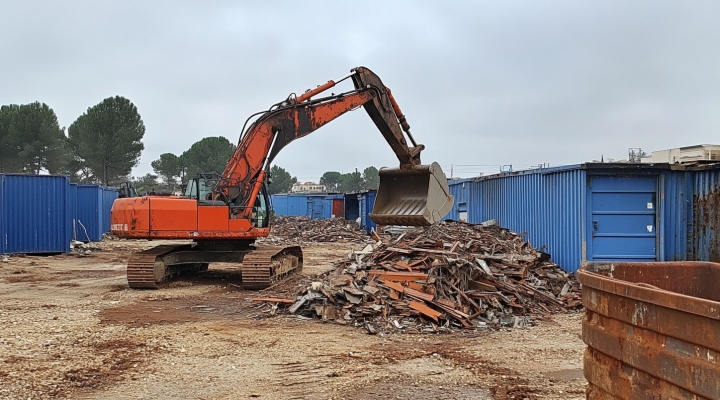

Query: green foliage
left=268, top=165, right=297, bottom=195
left=179, top=137, right=235, bottom=180
left=362, top=166, right=380, bottom=190
left=132, top=173, right=160, bottom=194
left=339, top=170, right=364, bottom=192
left=151, top=153, right=181, bottom=189
left=319, top=171, right=342, bottom=192
left=67, top=96, right=145, bottom=185
left=0, top=102, right=69, bottom=174
left=318, top=167, right=379, bottom=192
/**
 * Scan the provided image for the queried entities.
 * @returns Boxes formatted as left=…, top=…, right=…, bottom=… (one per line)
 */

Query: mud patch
left=341, top=377, right=490, bottom=400
left=4, top=274, right=56, bottom=283
left=100, top=295, right=259, bottom=327
left=59, top=339, right=155, bottom=396
left=357, top=340, right=546, bottom=400
left=545, top=368, right=584, bottom=381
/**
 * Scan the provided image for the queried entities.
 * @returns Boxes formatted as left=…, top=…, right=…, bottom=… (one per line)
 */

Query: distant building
left=642, top=144, right=720, bottom=164
left=291, top=182, right=326, bottom=193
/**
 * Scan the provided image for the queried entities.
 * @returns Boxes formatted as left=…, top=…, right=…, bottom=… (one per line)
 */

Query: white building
left=642, top=144, right=720, bottom=164
left=291, top=182, right=326, bottom=193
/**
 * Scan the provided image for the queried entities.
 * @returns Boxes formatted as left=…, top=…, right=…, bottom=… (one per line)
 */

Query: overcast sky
left=2, top=1, right=719, bottom=180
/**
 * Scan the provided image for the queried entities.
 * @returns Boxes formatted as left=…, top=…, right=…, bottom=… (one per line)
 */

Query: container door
left=358, top=194, right=368, bottom=229
left=587, top=176, right=657, bottom=261
left=309, top=198, right=323, bottom=220
left=332, top=198, right=344, bottom=218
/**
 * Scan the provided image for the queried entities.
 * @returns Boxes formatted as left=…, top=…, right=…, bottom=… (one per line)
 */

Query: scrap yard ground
left=0, top=240, right=585, bottom=400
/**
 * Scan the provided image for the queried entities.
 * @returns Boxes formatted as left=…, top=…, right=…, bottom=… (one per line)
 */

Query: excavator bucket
left=370, top=162, right=454, bottom=226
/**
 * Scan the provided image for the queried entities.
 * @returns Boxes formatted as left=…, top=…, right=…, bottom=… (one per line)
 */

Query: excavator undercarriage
left=126, top=242, right=303, bottom=289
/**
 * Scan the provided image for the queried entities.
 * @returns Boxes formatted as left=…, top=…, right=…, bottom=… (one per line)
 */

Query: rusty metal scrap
left=262, top=216, right=370, bottom=244
left=580, top=261, right=720, bottom=399
left=266, top=221, right=581, bottom=333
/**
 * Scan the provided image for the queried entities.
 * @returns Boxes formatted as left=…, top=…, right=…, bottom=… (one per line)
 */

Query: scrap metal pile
left=263, top=216, right=370, bottom=244
left=264, top=221, right=581, bottom=333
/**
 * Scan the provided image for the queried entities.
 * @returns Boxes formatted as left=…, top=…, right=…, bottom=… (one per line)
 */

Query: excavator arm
left=216, top=66, right=452, bottom=225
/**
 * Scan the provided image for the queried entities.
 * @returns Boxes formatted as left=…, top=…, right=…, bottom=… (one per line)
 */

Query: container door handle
left=592, top=220, right=598, bottom=235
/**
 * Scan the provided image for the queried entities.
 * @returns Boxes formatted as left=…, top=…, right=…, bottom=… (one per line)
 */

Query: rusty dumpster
left=578, top=262, right=720, bottom=399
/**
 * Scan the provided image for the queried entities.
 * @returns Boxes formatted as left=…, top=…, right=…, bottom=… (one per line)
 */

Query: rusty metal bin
left=578, top=262, right=720, bottom=399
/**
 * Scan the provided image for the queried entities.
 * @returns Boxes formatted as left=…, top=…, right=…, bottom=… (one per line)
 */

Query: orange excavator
left=111, top=67, right=454, bottom=289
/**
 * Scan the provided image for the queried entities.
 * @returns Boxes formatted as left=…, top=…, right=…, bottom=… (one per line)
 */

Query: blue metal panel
left=1, top=174, right=70, bottom=254
left=659, top=171, right=690, bottom=261
left=358, top=190, right=377, bottom=233
left=101, top=187, right=118, bottom=234
left=541, top=169, right=586, bottom=273
left=270, top=194, right=313, bottom=217
left=308, top=197, right=324, bottom=220
left=68, top=183, right=78, bottom=241
left=453, top=167, right=586, bottom=272
left=586, top=176, right=657, bottom=261
left=344, top=194, right=359, bottom=222
left=75, top=185, right=103, bottom=241
left=447, top=179, right=471, bottom=221
left=0, top=175, right=4, bottom=254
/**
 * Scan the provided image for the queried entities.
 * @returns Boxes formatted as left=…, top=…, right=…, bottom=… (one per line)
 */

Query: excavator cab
left=370, top=162, right=453, bottom=226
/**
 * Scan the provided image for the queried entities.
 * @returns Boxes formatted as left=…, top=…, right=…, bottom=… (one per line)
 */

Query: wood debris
left=261, top=216, right=371, bottom=245
left=271, top=221, right=582, bottom=333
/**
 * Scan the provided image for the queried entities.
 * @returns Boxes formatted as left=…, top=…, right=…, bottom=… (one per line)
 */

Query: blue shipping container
left=0, top=176, right=4, bottom=254
left=67, top=183, right=78, bottom=243
left=358, top=190, right=377, bottom=233
left=72, top=184, right=118, bottom=242
left=0, top=174, right=71, bottom=254
left=271, top=193, right=339, bottom=219
left=101, top=187, right=118, bottom=234
left=74, top=185, right=104, bottom=241
left=446, top=163, right=718, bottom=273
left=271, top=194, right=312, bottom=217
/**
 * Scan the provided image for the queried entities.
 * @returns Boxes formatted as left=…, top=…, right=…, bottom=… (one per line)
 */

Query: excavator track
left=241, top=246, right=303, bottom=290
left=126, top=245, right=181, bottom=289
left=126, top=244, right=302, bottom=290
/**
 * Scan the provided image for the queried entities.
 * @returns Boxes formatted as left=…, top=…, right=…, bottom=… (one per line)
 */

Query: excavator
left=111, top=67, right=454, bottom=289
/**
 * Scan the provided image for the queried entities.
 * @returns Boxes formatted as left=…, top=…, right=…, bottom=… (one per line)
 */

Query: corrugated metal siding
left=359, top=190, right=377, bottom=233
left=1, top=174, right=70, bottom=254
left=447, top=179, right=472, bottom=221
left=0, top=175, right=4, bottom=254
left=452, top=168, right=586, bottom=272
left=691, top=168, right=720, bottom=262
left=101, top=187, right=118, bottom=234
left=72, top=185, right=117, bottom=241
left=543, top=169, right=586, bottom=273
left=270, top=194, right=310, bottom=217
left=68, top=184, right=77, bottom=241
left=344, top=194, right=359, bottom=222
left=75, top=185, right=103, bottom=241
left=660, top=171, right=691, bottom=261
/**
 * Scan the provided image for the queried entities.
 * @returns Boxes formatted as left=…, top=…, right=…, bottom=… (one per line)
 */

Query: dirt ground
left=0, top=240, right=587, bottom=400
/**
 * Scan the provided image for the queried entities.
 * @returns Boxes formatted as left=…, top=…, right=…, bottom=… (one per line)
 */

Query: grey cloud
left=2, top=1, right=720, bottom=179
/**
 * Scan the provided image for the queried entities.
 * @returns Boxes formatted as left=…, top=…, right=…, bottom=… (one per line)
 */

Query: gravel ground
left=0, top=240, right=586, bottom=399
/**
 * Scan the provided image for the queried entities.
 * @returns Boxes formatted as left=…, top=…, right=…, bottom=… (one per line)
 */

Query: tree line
left=0, top=97, right=144, bottom=186
left=0, top=97, right=380, bottom=195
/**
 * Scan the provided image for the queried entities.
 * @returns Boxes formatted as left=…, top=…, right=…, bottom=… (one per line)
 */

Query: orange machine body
left=111, top=196, right=265, bottom=239
left=112, top=66, right=426, bottom=242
